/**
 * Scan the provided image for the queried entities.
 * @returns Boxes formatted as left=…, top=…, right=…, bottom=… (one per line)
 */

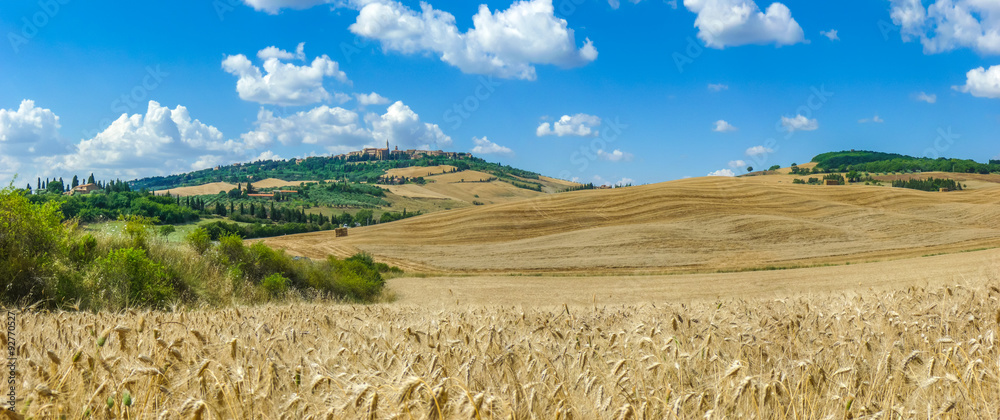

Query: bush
left=328, top=257, right=384, bottom=301
left=87, top=247, right=175, bottom=309
left=0, top=182, right=393, bottom=309
left=0, top=185, right=64, bottom=302
left=215, top=233, right=247, bottom=266
left=186, top=227, right=212, bottom=254
left=67, top=233, right=98, bottom=266
left=261, top=273, right=288, bottom=297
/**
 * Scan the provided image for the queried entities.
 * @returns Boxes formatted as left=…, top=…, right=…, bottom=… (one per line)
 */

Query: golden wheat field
left=11, top=271, right=1000, bottom=419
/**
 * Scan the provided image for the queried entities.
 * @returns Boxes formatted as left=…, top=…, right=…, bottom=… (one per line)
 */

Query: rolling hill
left=260, top=174, right=1000, bottom=274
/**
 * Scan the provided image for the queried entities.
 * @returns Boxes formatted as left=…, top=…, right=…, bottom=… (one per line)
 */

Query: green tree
left=47, top=180, right=64, bottom=194
left=87, top=173, right=95, bottom=185
left=746, top=166, right=753, bottom=173
left=71, top=175, right=79, bottom=188
left=355, top=209, right=373, bottom=226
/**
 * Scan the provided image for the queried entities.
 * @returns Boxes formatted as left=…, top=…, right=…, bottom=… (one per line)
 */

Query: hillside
left=811, top=150, right=1000, bottom=173
left=260, top=175, right=1000, bottom=274
left=130, top=153, right=578, bottom=221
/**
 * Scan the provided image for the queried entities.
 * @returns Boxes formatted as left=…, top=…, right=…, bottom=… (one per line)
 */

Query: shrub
left=186, top=227, right=212, bottom=254
left=0, top=185, right=64, bottom=302
left=332, top=253, right=386, bottom=300
left=67, top=233, right=98, bottom=266
left=87, top=247, right=175, bottom=309
left=261, top=273, right=289, bottom=297
left=215, top=233, right=247, bottom=266
left=121, top=214, right=157, bottom=249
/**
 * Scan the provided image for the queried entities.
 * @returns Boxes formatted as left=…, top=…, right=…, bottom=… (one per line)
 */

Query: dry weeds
left=10, top=276, right=1000, bottom=418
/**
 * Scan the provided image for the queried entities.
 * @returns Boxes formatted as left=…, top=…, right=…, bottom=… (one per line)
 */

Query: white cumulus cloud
left=820, top=29, right=839, bottom=41
left=597, top=149, right=634, bottom=162
left=0, top=99, right=65, bottom=158
left=240, top=106, right=372, bottom=153
left=592, top=174, right=634, bottom=186
left=858, top=114, right=884, bottom=123
left=349, top=0, right=597, bottom=80
left=241, top=0, right=330, bottom=14
left=355, top=92, right=390, bottom=107
left=914, top=91, right=938, bottom=103
left=48, top=101, right=243, bottom=179
left=745, top=145, right=774, bottom=156
left=254, top=150, right=283, bottom=161
left=890, top=0, right=1000, bottom=55
left=536, top=113, right=601, bottom=137
left=953, top=65, right=1000, bottom=99
left=713, top=119, right=737, bottom=132
left=257, top=42, right=306, bottom=61
left=222, top=44, right=349, bottom=106
left=707, top=168, right=736, bottom=177
left=369, top=101, right=453, bottom=150
left=682, top=0, right=806, bottom=48
left=728, top=159, right=747, bottom=169
left=708, top=83, right=729, bottom=91
left=470, top=136, right=513, bottom=155
left=780, top=114, right=818, bottom=132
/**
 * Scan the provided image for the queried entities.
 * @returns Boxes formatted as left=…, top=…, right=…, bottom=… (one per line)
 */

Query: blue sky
left=0, top=0, right=998, bottom=187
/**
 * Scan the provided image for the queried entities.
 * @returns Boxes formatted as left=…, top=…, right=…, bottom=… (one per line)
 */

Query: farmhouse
left=69, top=183, right=100, bottom=195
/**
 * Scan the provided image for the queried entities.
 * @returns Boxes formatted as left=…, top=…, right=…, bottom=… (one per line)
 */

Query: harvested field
left=388, top=247, right=1000, bottom=306
left=385, top=165, right=456, bottom=178
left=381, top=184, right=453, bottom=199
left=426, top=170, right=495, bottom=183
left=260, top=176, right=1000, bottom=274
left=154, top=182, right=235, bottom=197
left=252, top=178, right=317, bottom=189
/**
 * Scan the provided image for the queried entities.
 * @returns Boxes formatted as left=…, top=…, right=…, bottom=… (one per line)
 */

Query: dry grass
left=11, top=273, right=1000, bottom=419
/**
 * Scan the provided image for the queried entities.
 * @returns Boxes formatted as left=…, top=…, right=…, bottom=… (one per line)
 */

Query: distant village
left=332, top=142, right=472, bottom=162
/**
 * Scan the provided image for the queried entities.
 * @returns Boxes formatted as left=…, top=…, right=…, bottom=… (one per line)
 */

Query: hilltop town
left=333, top=141, right=472, bottom=161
